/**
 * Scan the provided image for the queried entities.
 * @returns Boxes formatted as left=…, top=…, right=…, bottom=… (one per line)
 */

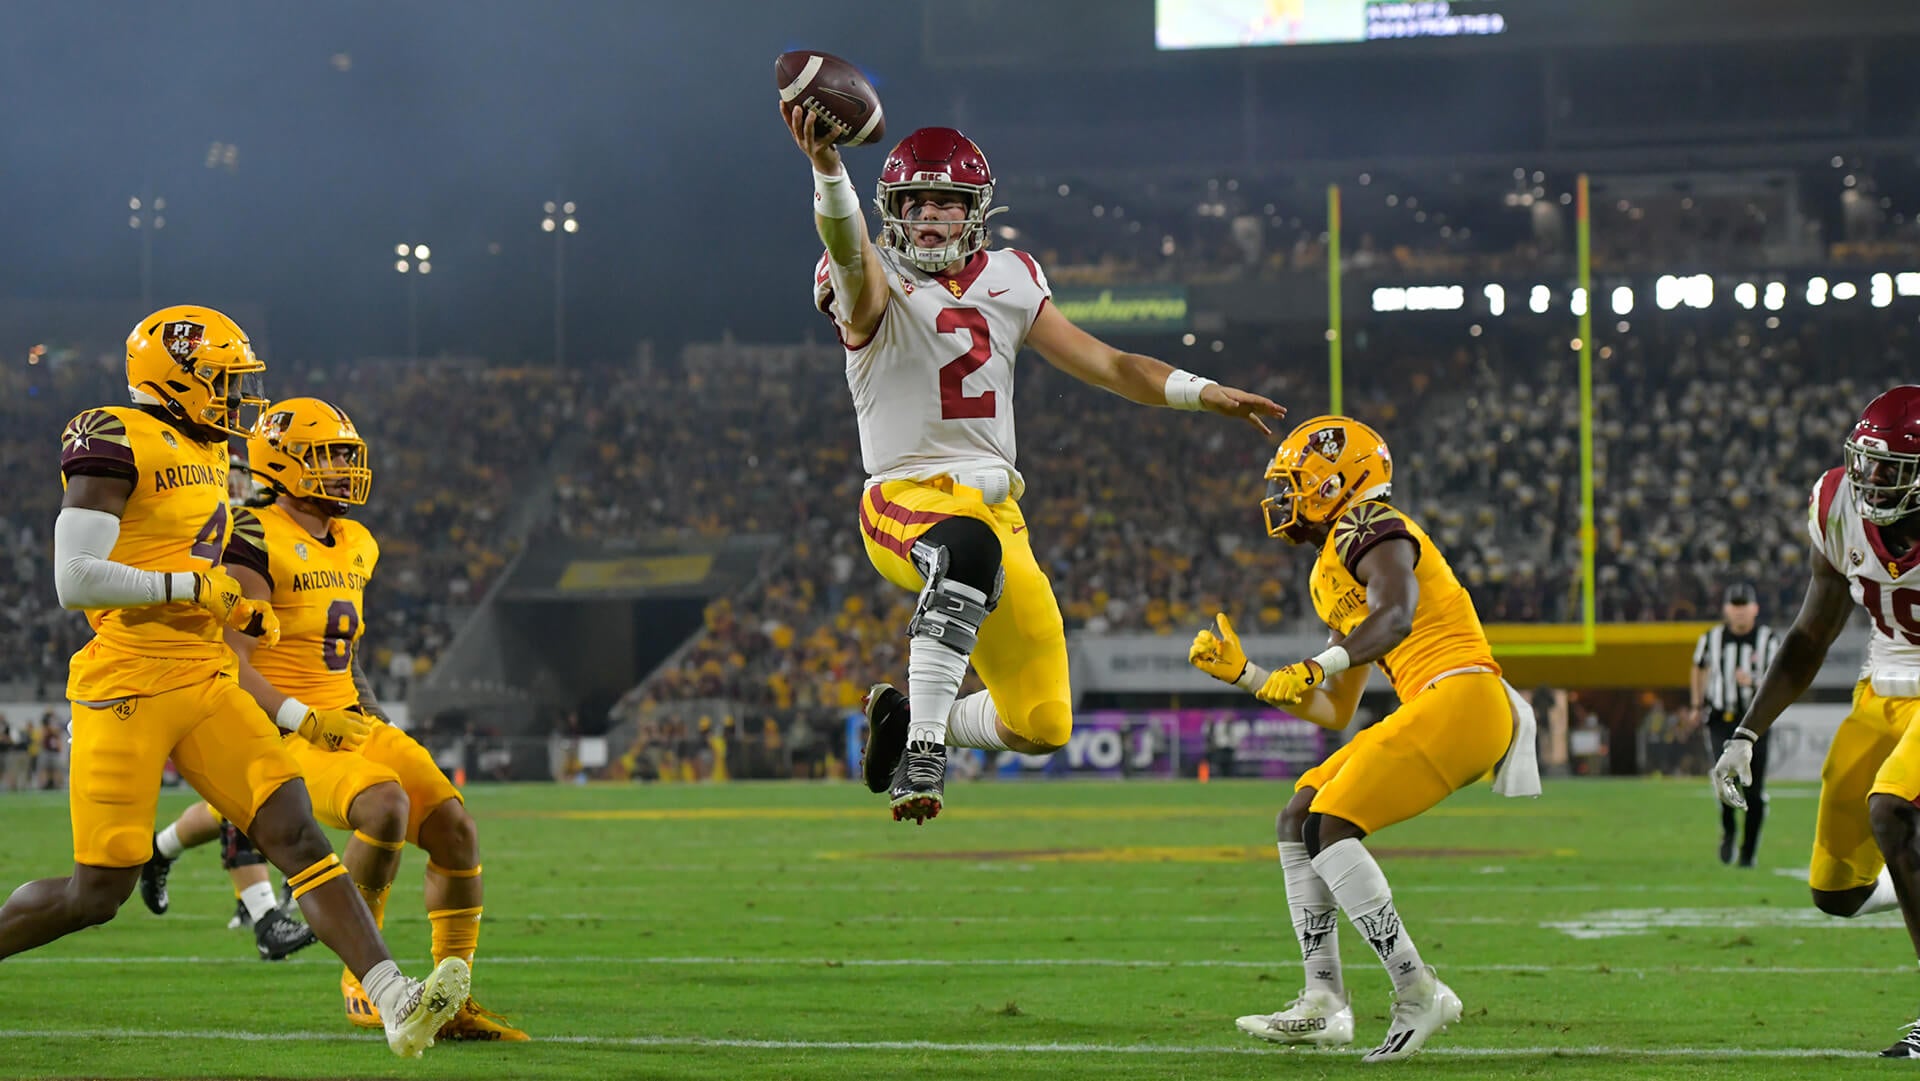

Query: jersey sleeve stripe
left=1814, top=466, right=1845, bottom=540
left=1011, top=249, right=1044, bottom=290
left=220, top=508, right=275, bottom=591
left=60, top=410, right=137, bottom=479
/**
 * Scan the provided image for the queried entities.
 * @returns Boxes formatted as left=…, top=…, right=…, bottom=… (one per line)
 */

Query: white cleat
left=1362, top=966, right=1463, bottom=1063
left=1235, top=988, right=1354, bottom=1047
left=383, top=957, right=471, bottom=1058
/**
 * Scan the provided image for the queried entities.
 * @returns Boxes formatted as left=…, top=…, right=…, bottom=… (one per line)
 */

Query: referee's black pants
left=1707, top=714, right=1769, bottom=865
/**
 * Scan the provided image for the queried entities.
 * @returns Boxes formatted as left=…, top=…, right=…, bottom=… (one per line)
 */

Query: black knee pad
left=917, top=517, right=1002, bottom=595
left=220, top=820, right=267, bottom=871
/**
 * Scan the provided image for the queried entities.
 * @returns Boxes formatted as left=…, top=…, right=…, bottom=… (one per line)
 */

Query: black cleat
left=861, top=683, right=911, bottom=795
left=253, top=908, right=319, bottom=961
left=228, top=897, right=252, bottom=931
left=1884, top=1021, right=1920, bottom=1058
left=138, top=838, right=174, bottom=915
left=1718, top=832, right=1734, bottom=866
left=888, top=740, right=946, bottom=825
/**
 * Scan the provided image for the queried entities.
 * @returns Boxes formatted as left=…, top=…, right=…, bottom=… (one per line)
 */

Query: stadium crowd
left=600, top=309, right=1902, bottom=729
left=0, top=308, right=1902, bottom=732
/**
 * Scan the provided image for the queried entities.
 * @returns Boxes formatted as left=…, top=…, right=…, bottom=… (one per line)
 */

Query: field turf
left=1, top=776, right=1915, bottom=1079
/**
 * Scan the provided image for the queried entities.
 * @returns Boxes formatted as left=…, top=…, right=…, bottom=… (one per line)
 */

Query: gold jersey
left=222, top=502, right=379, bottom=711
left=60, top=407, right=235, bottom=700
left=1308, top=500, right=1498, bottom=703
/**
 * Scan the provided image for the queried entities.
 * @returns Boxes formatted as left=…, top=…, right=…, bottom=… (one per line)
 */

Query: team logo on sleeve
left=161, top=321, right=206, bottom=365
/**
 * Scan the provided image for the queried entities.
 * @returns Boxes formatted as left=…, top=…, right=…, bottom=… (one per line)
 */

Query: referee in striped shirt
left=1692, top=583, right=1780, bottom=868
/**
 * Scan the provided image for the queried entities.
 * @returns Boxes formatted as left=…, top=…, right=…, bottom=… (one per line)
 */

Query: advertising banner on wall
left=989, top=708, right=1333, bottom=779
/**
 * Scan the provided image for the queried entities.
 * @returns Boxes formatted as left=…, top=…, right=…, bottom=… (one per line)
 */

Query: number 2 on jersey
left=936, top=307, right=997, bottom=420
left=322, top=599, right=359, bottom=672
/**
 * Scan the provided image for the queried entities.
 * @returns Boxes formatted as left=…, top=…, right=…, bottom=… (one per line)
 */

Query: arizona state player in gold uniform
left=1189, top=416, right=1538, bottom=1063
left=215, top=397, right=520, bottom=1039
left=0, top=307, right=467, bottom=1057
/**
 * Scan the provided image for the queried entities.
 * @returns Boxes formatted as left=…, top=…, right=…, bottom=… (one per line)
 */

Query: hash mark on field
left=14, top=955, right=1915, bottom=976
left=0, top=1028, right=1869, bottom=1058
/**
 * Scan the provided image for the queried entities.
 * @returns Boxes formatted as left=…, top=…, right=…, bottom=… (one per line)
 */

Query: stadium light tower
left=129, top=194, right=166, bottom=310
left=541, top=200, right=578, bottom=367
left=394, top=242, right=432, bottom=361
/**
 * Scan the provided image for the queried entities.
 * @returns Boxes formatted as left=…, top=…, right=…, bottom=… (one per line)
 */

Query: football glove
left=193, top=567, right=281, bottom=646
left=1711, top=732, right=1755, bottom=810
left=297, top=705, right=373, bottom=753
left=1189, top=613, right=1250, bottom=684
left=1253, top=659, right=1328, bottom=707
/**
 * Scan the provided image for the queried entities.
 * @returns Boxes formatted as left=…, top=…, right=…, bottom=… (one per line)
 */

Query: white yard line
left=9, top=954, right=1911, bottom=976
left=0, top=1027, right=1871, bottom=1058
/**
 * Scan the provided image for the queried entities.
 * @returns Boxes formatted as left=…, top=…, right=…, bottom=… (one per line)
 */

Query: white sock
left=154, top=823, right=185, bottom=860
left=1847, top=868, right=1900, bottom=917
left=945, top=692, right=1008, bottom=750
left=239, top=880, right=279, bottom=923
left=361, top=959, right=412, bottom=1019
left=1312, top=837, right=1426, bottom=996
left=1279, top=841, right=1343, bottom=996
left=907, top=636, right=971, bottom=747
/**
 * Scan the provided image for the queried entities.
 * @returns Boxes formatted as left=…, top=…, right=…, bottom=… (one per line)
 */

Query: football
left=775, top=50, right=886, bottom=147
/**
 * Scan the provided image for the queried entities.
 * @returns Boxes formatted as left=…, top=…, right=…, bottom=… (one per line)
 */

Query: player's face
left=897, top=191, right=969, bottom=248
left=317, top=443, right=363, bottom=499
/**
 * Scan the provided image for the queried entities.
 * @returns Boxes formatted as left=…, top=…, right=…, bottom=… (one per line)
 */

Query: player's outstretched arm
left=1289, top=665, right=1371, bottom=731
left=1734, top=547, right=1853, bottom=742
left=784, top=103, right=887, bottom=346
left=1024, top=303, right=1285, bottom=434
left=1712, top=545, right=1852, bottom=809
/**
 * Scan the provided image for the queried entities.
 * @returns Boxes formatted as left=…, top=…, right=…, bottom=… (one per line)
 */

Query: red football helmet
left=1847, top=385, right=1920, bottom=525
left=873, top=127, right=1005, bottom=272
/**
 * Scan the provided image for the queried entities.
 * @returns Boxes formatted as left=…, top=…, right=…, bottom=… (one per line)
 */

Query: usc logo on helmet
left=126, top=305, right=267, bottom=438
left=1263, top=416, right=1393, bottom=539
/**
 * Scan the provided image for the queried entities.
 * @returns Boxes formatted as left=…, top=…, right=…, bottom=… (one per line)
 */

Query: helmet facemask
left=875, top=180, right=1004, bottom=272
left=1847, top=436, right=1920, bottom=526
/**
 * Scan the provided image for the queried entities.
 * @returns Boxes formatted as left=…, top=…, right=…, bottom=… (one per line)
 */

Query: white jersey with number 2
left=1810, top=466, right=1920, bottom=691
left=815, top=245, right=1050, bottom=499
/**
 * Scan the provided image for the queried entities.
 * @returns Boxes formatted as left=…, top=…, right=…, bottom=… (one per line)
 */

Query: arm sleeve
left=53, top=507, right=194, bottom=609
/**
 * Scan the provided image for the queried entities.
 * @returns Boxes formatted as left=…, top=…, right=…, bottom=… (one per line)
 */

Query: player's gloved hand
left=1254, top=659, right=1328, bottom=707
left=193, top=568, right=280, bottom=646
left=297, top=705, right=372, bottom=753
left=1189, top=613, right=1250, bottom=684
left=1712, top=731, right=1755, bottom=810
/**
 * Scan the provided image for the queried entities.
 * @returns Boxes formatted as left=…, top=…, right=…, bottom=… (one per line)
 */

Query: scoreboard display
left=1156, top=0, right=1514, bottom=50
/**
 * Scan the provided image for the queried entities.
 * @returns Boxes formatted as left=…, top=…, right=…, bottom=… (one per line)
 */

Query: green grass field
left=2, top=776, right=1916, bottom=1079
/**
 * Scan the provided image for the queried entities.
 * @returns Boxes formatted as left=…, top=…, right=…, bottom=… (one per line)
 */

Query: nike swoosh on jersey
left=988, top=288, right=1009, bottom=297
left=1011, top=524, right=1026, bottom=533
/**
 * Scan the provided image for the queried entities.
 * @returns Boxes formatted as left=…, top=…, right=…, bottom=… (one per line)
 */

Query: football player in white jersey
left=1714, top=385, right=1920, bottom=1057
left=785, top=104, right=1285, bottom=823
